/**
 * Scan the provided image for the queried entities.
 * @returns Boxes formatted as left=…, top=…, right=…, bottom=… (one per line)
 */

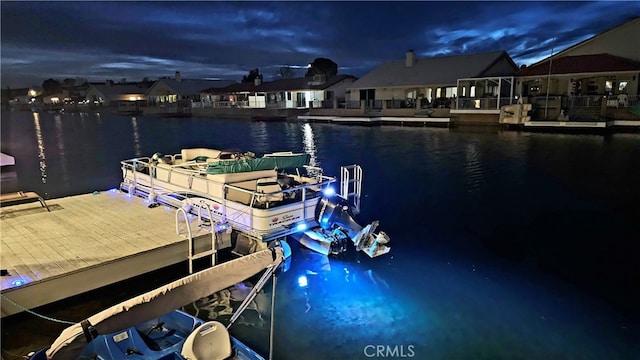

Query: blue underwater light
left=296, top=223, right=307, bottom=231
left=297, top=275, right=308, bottom=288
left=322, top=187, right=335, bottom=197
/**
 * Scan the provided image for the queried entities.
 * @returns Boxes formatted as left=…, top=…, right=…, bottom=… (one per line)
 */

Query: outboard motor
left=294, top=193, right=390, bottom=258
left=314, top=196, right=363, bottom=238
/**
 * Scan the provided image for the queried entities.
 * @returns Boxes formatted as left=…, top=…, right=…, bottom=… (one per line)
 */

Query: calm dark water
left=1, top=111, right=639, bottom=359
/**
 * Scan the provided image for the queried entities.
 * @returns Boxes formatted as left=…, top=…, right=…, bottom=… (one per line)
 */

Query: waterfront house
left=41, top=93, right=64, bottom=105
left=1, top=87, right=36, bottom=109
left=515, top=16, right=640, bottom=121
left=345, top=50, right=518, bottom=118
left=201, top=75, right=356, bottom=109
left=85, top=81, right=151, bottom=107
left=145, top=72, right=236, bottom=107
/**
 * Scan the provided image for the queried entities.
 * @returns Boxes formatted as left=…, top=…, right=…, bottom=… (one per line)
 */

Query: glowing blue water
left=1, top=112, right=638, bottom=359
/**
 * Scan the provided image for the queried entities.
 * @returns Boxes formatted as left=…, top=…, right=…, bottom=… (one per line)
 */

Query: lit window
left=605, top=81, right=613, bottom=94
left=445, top=87, right=457, bottom=98
left=619, top=81, right=628, bottom=92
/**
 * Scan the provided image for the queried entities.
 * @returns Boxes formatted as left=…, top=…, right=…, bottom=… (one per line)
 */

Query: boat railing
left=121, top=156, right=338, bottom=238
left=120, top=157, right=153, bottom=192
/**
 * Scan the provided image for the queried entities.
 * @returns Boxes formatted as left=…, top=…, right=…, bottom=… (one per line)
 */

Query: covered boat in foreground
left=120, top=148, right=390, bottom=258
left=29, top=247, right=284, bottom=360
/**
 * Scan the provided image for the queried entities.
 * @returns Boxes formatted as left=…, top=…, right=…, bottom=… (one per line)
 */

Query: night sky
left=1, top=1, right=639, bottom=88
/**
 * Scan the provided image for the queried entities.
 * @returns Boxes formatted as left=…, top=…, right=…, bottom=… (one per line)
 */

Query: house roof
left=533, top=17, right=639, bottom=66
left=156, top=78, right=237, bottom=95
left=89, top=83, right=152, bottom=96
left=516, top=53, right=640, bottom=76
left=205, top=75, right=356, bottom=93
left=349, top=51, right=516, bottom=89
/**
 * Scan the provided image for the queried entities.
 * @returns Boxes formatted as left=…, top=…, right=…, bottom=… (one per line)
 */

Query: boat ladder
left=340, top=165, right=363, bottom=214
left=175, top=202, right=217, bottom=274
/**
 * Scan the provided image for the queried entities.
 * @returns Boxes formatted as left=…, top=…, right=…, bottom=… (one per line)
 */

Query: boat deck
left=0, top=189, right=209, bottom=318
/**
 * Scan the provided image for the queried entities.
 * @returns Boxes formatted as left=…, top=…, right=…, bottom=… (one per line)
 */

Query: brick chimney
left=406, top=49, right=415, bottom=67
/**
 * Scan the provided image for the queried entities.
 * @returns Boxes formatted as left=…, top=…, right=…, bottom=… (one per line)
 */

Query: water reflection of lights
left=131, top=117, right=142, bottom=157
left=249, top=121, right=269, bottom=154
left=54, top=114, right=70, bottom=185
left=465, top=142, right=483, bottom=192
left=32, top=112, right=47, bottom=183
left=301, top=123, right=318, bottom=168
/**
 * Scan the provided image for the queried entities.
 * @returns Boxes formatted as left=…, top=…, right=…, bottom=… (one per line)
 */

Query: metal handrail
left=196, top=200, right=217, bottom=267
left=175, top=207, right=191, bottom=237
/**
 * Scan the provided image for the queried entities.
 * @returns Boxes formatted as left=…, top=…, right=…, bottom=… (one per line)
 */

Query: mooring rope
left=1, top=294, right=75, bottom=325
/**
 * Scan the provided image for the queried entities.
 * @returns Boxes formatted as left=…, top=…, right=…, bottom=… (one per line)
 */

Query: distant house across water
left=514, top=16, right=640, bottom=121
left=85, top=81, right=152, bottom=107
left=200, top=74, right=356, bottom=109
left=146, top=71, right=236, bottom=107
left=348, top=50, right=518, bottom=115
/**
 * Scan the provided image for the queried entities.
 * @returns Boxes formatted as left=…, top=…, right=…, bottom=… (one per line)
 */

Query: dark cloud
left=1, top=1, right=638, bottom=88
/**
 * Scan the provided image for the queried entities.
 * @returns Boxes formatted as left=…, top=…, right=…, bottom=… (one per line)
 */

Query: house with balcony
left=514, top=17, right=640, bottom=121
left=345, top=50, right=518, bottom=118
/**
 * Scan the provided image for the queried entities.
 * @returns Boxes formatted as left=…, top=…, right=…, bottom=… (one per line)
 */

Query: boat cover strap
left=80, top=320, right=98, bottom=343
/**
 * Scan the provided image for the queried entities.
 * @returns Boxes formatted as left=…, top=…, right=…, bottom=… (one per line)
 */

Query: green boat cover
left=206, top=153, right=310, bottom=174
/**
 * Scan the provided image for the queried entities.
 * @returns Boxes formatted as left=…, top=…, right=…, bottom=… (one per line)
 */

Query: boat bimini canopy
left=45, top=248, right=283, bottom=360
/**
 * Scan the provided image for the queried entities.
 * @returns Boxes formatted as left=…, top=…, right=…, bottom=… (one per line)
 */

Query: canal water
left=1, top=111, right=639, bottom=359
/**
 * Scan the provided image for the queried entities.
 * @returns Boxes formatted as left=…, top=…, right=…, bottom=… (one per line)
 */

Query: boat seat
left=255, top=178, right=284, bottom=207
left=180, top=321, right=233, bottom=360
left=182, top=148, right=223, bottom=162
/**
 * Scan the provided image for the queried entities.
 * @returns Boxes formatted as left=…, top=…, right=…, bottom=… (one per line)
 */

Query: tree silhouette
left=305, top=58, right=338, bottom=78
left=42, top=78, right=62, bottom=95
left=242, top=68, right=263, bottom=83
left=62, top=78, right=76, bottom=87
left=276, top=66, right=297, bottom=79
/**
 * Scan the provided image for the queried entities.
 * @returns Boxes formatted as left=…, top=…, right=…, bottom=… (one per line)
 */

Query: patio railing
left=455, top=97, right=514, bottom=111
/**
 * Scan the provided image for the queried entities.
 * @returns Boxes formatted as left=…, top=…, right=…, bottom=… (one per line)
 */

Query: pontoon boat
left=120, top=148, right=390, bottom=258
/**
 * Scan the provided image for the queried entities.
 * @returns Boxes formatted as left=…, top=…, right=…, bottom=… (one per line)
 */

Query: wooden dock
left=298, top=115, right=451, bottom=126
left=0, top=189, right=209, bottom=318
